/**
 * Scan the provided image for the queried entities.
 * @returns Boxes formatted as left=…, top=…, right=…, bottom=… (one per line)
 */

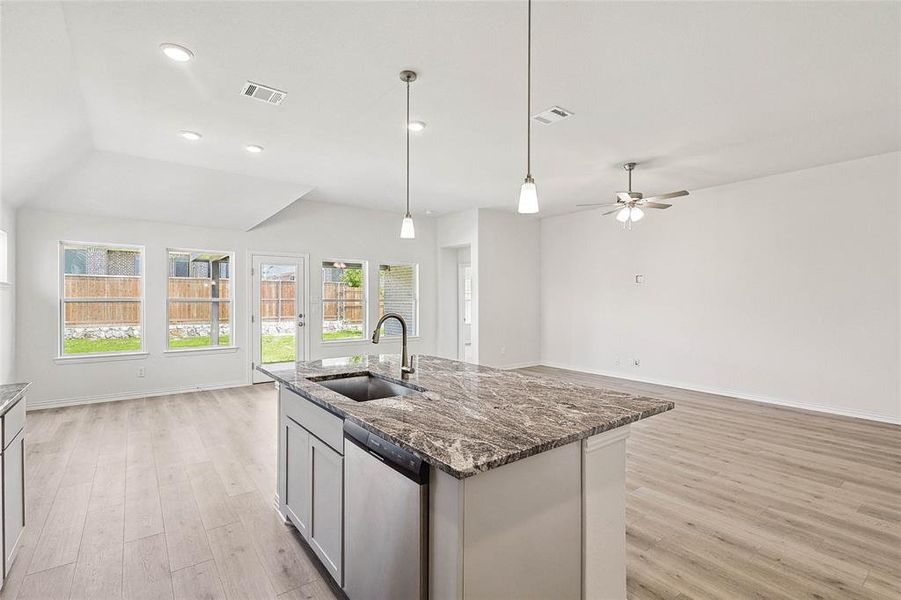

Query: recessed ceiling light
left=407, top=121, right=426, bottom=132
left=245, top=144, right=264, bottom=154
left=179, top=130, right=202, bottom=141
left=160, top=43, right=194, bottom=62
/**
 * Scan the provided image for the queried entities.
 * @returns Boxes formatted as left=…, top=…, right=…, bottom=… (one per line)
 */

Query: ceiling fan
left=578, top=162, right=689, bottom=228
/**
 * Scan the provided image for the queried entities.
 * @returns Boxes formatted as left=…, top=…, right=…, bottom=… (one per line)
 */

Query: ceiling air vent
left=532, top=105, right=573, bottom=125
left=240, top=81, right=287, bottom=106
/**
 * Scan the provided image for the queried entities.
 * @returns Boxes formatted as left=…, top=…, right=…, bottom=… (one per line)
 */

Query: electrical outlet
left=137, top=367, right=146, bottom=378
left=615, top=356, right=621, bottom=367
left=635, top=274, right=645, bottom=284
left=500, top=346, right=507, bottom=355
left=633, top=358, right=640, bottom=367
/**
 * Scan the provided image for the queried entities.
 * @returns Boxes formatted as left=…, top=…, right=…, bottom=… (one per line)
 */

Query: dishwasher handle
left=344, top=421, right=429, bottom=485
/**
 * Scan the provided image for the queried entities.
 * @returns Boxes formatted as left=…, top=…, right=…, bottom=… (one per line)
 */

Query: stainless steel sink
left=312, top=374, right=419, bottom=402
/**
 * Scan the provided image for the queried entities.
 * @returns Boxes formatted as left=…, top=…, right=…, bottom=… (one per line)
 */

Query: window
left=379, top=263, right=418, bottom=337
left=462, top=265, right=472, bottom=325
left=321, top=260, right=366, bottom=341
left=167, top=249, right=233, bottom=350
left=60, top=242, right=144, bottom=356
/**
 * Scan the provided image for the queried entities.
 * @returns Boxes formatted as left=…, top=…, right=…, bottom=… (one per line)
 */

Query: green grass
left=262, top=334, right=296, bottom=363
left=322, top=329, right=363, bottom=341
left=168, top=335, right=231, bottom=349
left=64, top=337, right=143, bottom=354
left=64, top=330, right=356, bottom=359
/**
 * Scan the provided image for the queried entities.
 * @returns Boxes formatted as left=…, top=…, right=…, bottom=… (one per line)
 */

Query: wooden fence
left=323, top=281, right=364, bottom=324
left=64, top=275, right=233, bottom=326
left=260, top=280, right=296, bottom=321
left=64, top=276, right=367, bottom=326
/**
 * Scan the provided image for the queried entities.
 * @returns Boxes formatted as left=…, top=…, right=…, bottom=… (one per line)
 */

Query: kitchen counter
left=260, top=354, right=672, bottom=479
left=0, top=383, right=29, bottom=416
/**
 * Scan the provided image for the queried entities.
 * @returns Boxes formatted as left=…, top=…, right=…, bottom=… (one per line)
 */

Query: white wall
left=0, top=202, right=16, bottom=383
left=16, top=200, right=437, bottom=407
left=477, top=209, right=540, bottom=368
left=540, top=152, right=901, bottom=423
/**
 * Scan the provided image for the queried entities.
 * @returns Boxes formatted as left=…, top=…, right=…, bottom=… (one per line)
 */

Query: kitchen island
left=261, top=355, right=672, bottom=599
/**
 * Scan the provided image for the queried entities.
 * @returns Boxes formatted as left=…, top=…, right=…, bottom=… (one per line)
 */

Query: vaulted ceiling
left=2, top=1, right=898, bottom=229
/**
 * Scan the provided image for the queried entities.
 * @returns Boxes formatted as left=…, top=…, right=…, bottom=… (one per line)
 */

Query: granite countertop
left=0, top=383, right=30, bottom=416
left=260, top=354, right=673, bottom=479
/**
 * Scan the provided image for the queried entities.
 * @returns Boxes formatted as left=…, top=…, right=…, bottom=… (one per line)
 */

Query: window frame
left=320, top=258, right=369, bottom=344
left=58, top=240, right=147, bottom=359
left=377, top=261, right=420, bottom=339
left=165, top=247, right=236, bottom=352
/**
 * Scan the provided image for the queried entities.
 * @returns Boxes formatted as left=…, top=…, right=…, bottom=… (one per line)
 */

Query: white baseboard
left=538, top=361, right=901, bottom=426
left=25, top=379, right=251, bottom=411
left=498, top=361, right=541, bottom=370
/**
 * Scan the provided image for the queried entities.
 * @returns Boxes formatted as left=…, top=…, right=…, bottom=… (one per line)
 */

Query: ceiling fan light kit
left=576, top=162, right=690, bottom=229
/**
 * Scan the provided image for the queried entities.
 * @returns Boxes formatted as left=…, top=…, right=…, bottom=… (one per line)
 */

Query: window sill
left=320, top=338, right=370, bottom=346
left=54, top=351, right=149, bottom=364
left=164, top=346, right=239, bottom=356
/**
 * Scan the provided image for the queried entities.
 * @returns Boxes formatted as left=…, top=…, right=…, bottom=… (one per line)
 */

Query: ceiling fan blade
left=641, top=202, right=672, bottom=209
left=616, top=192, right=633, bottom=203
left=602, top=207, right=626, bottom=216
left=642, top=190, right=689, bottom=202
left=576, top=202, right=620, bottom=207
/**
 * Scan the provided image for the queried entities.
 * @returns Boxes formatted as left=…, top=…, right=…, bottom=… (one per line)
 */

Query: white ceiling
left=2, top=1, right=899, bottom=226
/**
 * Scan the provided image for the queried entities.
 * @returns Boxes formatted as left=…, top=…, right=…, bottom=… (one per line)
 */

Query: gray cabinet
left=3, top=427, right=24, bottom=574
left=0, top=392, right=26, bottom=590
left=309, top=438, right=343, bottom=584
left=278, top=386, right=344, bottom=586
left=283, top=419, right=311, bottom=538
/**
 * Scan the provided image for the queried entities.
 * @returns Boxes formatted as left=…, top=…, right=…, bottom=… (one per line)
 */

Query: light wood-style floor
left=521, top=366, right=901, bottom=600
left=3, top=370, right=899, bottom=600
left=1, top=385, right=339, bottom=600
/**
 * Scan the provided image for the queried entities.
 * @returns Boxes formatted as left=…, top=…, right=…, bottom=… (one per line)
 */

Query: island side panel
left=430, top=468, right=465, bottom=600
left=276, top=383, right=288, bottom=520
left=582, top=425, right=630, bottom=600
left=461, top=442, right=582, bottom=600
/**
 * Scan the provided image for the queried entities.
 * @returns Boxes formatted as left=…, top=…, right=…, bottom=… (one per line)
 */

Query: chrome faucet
left=371, top=313, right=414, bottom=376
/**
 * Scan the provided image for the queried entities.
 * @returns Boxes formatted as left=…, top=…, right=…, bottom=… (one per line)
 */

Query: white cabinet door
left=309, top=437, right=343, bottom=585
left=3, top=428, right=24, bottom=575
left=284, top=419, right=311, bottom=538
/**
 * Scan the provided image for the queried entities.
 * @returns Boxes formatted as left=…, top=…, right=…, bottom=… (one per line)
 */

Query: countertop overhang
left=0, top=382, right=30, bottom=415
left=260, top=354, right=673, bottom=479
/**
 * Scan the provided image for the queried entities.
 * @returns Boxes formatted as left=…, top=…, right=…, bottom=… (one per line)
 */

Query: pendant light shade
left=630, top=206, right=645, bottom=222
left=399, top=70, right=417, bottom=239
left=616, top=207, right=631, bottom=223
left=400, top=212, right=416, bottom=239
left=519, top=176, right=539, bottom=214
left=517, top=0, right=539, bottom=214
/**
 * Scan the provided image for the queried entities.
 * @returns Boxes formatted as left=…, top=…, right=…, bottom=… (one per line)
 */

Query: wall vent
left=240, top=81, right=287, bottom=106
left=532, top=105, right=573, bottom=125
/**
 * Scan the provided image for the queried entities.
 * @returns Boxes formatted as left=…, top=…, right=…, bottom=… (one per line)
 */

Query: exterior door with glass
left=251, top=254, right=305, bottom=383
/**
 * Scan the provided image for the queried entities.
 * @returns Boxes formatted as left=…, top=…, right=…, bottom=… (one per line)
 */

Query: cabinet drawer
left=2, top=398, right=25, bottom=450
left=281, top=387, right=343, bottom=454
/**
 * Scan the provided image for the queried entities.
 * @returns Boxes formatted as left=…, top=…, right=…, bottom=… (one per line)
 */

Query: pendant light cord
left=526, top=0, right=532, bottom=178
left=406, top=79, right=411, bottom=215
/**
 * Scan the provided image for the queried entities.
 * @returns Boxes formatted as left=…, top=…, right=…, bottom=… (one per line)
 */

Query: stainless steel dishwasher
left=343, top=420, right=428, bottom=600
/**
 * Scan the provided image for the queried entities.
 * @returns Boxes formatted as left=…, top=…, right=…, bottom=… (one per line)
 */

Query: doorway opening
left=250, top=253, right=307, bottom=383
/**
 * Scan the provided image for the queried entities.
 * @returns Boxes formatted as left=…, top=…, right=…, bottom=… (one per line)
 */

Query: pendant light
left=399, top=70, right=417, bottom=239
left=517, top=0, right=539, bottom=214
